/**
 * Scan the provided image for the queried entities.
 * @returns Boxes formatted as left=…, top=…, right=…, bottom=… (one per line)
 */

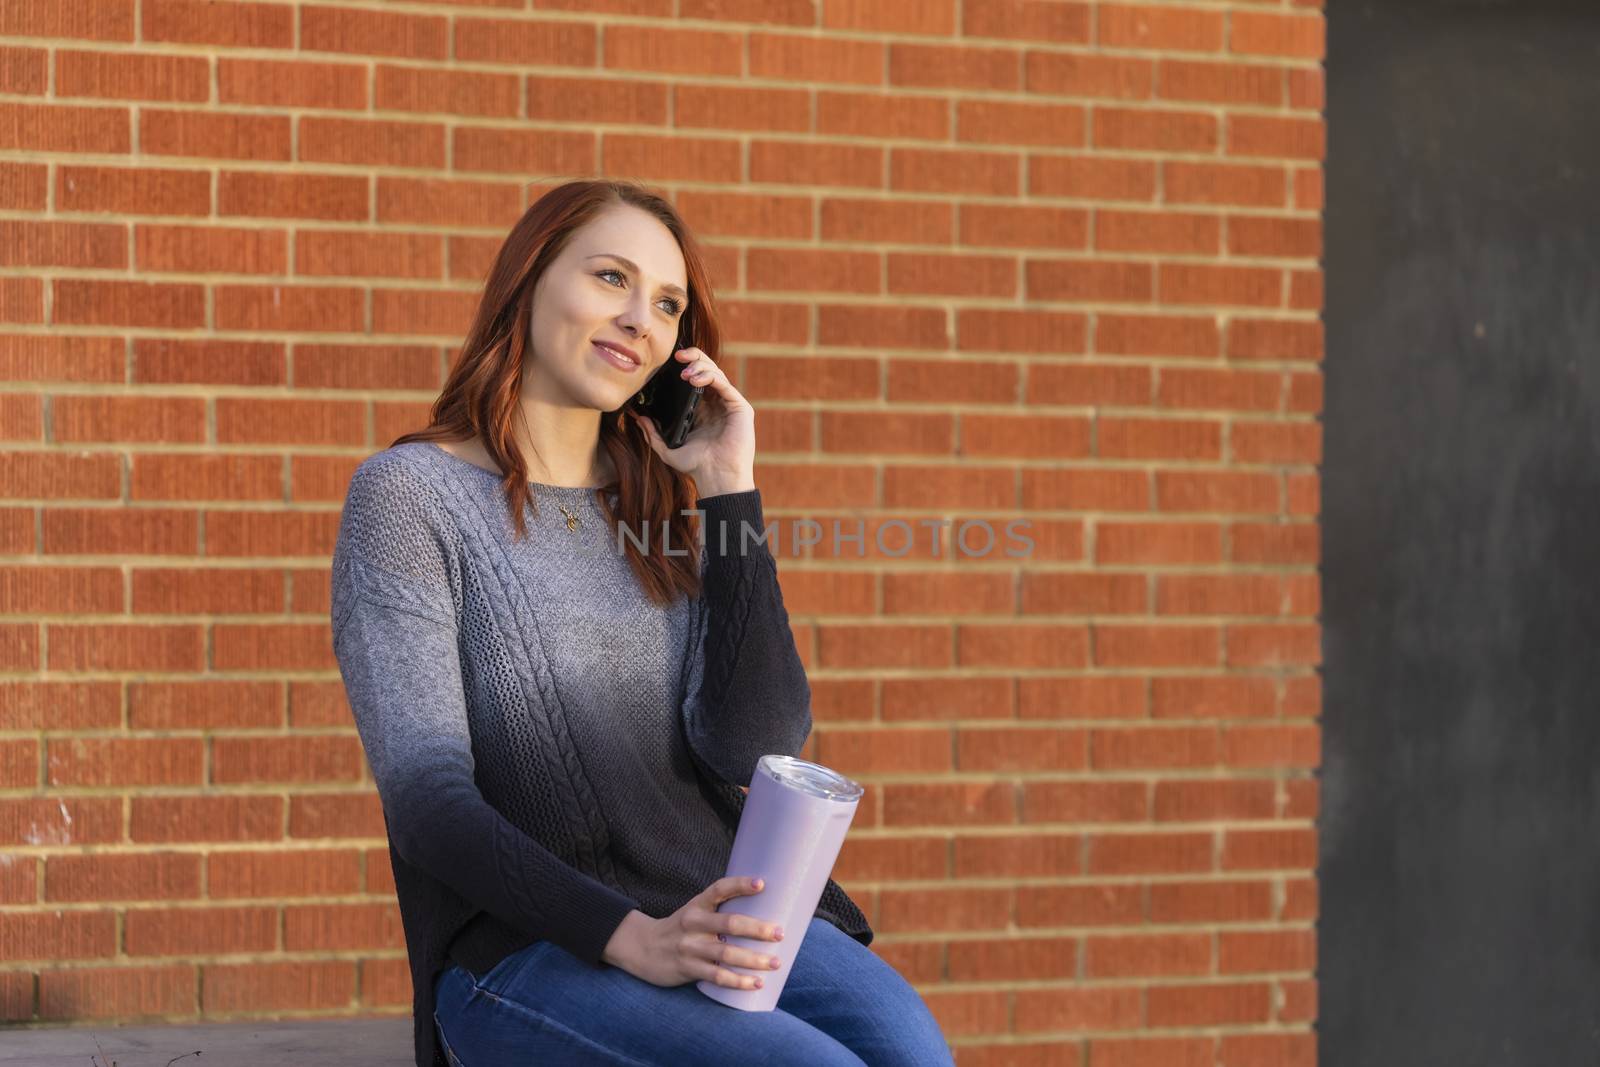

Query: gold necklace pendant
left=556, top=503, right=580, bottom=532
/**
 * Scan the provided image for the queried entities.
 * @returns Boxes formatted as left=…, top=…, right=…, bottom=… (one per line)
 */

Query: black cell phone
left=629, top=350, right=704, bottom=449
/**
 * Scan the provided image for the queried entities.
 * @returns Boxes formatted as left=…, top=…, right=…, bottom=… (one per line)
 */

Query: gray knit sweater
left=329, top=442, right=872, bottom=1067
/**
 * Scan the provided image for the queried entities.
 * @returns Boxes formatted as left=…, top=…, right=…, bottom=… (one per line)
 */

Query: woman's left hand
left=630, top=347, right=756, bottom=496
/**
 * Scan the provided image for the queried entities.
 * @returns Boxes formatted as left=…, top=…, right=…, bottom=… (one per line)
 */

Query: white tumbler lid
left=757, top=755, right=864, bottom=803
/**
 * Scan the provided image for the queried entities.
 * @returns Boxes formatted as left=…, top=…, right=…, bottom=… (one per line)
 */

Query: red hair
left=391, top=178, right=720, bottom=607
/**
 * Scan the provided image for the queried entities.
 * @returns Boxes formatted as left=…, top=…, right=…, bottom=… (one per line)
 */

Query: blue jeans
left=433, top=916, right=955, bottom=1066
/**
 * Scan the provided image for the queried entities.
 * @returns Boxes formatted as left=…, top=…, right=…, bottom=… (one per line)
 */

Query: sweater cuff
left=696, top=489, right=769, bottom=562
left=564, top=884, right=643, bottom=968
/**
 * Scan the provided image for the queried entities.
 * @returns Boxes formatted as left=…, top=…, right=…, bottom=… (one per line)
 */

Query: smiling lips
left=593, top=341, right=641, bottom=372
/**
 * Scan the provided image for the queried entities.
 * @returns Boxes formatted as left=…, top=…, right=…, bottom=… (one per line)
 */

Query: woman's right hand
left=602, top=876, right=786, bottom=990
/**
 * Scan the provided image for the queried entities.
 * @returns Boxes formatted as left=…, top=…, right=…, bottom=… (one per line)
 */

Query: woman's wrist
left=601, top=908, right=652, bottom=969
left=694, top=470, right=755, bottom=498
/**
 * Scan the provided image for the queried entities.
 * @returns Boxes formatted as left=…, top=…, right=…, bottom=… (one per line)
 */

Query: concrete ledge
left=0, top=1017, right=412, bottom=1066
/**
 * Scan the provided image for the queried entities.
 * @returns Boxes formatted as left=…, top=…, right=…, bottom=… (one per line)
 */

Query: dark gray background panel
left=1321, top=2, right=1600, bottom=1064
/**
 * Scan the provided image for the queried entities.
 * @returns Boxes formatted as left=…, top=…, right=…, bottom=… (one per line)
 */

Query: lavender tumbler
left=696, top=754, right=864, bottom=1011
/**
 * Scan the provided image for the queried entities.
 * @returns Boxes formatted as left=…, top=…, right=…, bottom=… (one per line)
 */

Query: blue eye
left=595, top=269, right=684, bottom=316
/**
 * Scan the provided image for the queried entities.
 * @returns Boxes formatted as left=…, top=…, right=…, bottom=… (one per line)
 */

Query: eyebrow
left=586, top=253, right=688, bottom=301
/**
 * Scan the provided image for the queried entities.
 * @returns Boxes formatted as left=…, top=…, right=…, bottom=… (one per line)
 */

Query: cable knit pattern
left=329, top=442, right=872, bottom=1067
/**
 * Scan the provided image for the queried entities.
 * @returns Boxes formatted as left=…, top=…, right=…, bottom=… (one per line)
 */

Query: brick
left=1027, top=362, right=1153, bottom=406
left=130, top=794, right=283, bottom=843
left=1228, top=114, right=1325, bottom=160
left=45, top=852, right=201, bottom=902
left=132, top=566, right=284, bottom=614
left=132, top=338, right=285, bottom=386
left=1147, top=981, right=1271, bottom=1026
left=1016, top=881, right=1142, bottom=927
left=284, top=902, right=403, bottom=951
left=879, top=886, right=1011, bottom=933
left=1094, top=107, right=1218, bottom=152
left=360, top=957, right=411, bottom=1007
left=891, top=43, right=1020, bottom=92
left=141, top=108, right=290, bottom=162
left=1013, top=985, right=1141, bottom=1033
left=207, top=848, right=362, bottom=899
left=0, top=910, right=117, bottom=962
left=1017, top=676, right=1146, bottom=721
left=816, top=727, right=953, bottom=776
left=958, top=624, right=1090, bottom=669
left=0, top=564, right=123, bottom=613
left=136, top=223, right=288, bottom=276
left=0, top=796, right=121, bottom=846
left=1019, top=571, right=1145, bottom=615
left=1021, top=468, right=1148, bottom=511
left=749, top=32, right=884, bottom=87
left=53, top=395, right=206, bottom=443
left=1157, top=367, right=1283, bottom=413
left=0, top=219, right=126, bottom=269
left=1159, top=59, right=1284, bottom=106
left=882, top=781, right=1016, bottom=827
left=202, top=959, right=355, bottom=1012
left=1096, top=210, right=1220, bottom=255
left=818, top=624, right=951, bottom=670
left=39, top=963, right=195, bottom=1019
left=124, top=905, right=277, bottom=956
left=1029, top=258, right=1152, bottom=303
left=0, top=102, right=129, bottom=154
left=1151, top=879, right=1273, bottom=923
left=1231, top=12, right=1326, bottom=59
left=881, top=676, right=1012, bottom=722
left=219, top=171, right=368, bottom=222
left=1026, top=53, right=1153, bottom=100
left=1099, top=4, right=1225, bottom=52
left=952, top=833, right=1085, bottom=880
left=0, top=334, right=123, bottom=383
left=1088, top=831, right=1212, bottom=875
left=1085, top=932, right=1211, bottom=978
left=1155, top=779, right=1275, bottom=822
left=957, top=308, right=1088, bottom=354
left=1156, top=573, right=1282, bottom=615
left=601, top=132, right=741, bottom=185
left=128, top=680, right=282, bottom=730
left=819, top=411, right=953, bottom=456
left=964, top=0, right=1090, bottom=42
left=883, top=570, right=1010, bottom=615
left=289, top=792, right=385, bottom=840
left=306, top=115, right=448, bottom=170
left=1222, top=827, right=1316, bottom=871
left=144, top=0, right=290, bottom=47
left=1218, top=928, right=1316, bottom=974
left=211, top=735, right=363, bottom=785
left=45, top=623, right=203, bottom=671
left=1160, top=263, right=1282, bottom=308
left=956, top=727, right=1089, bottom=772
left=47, top=737, right=203, bottom=788
left=891, top=147, right=1019, bottom=196
left=825, top=90, right=947, bottom=141
left=834, top=835, right=947, bottom=882
left=303, top=5, right=446, bottom=60
left=221, top=57, right=367, bottom=110
left=53, top=279, right=205, bottom=328
left=1165, top=161, right=1286, bottom=207
left=0, top=680, right=120, bottom=730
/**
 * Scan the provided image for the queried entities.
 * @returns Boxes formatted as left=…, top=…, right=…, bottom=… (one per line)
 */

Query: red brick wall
left=0, top=1, right=1324, bottom=1061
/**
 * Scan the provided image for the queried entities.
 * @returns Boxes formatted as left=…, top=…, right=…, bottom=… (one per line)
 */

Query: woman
left=329, top=179, right=955, bottom=1066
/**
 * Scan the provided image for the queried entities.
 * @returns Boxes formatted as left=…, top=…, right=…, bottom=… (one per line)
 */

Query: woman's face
left=525, top=203, right=690, bottom=412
